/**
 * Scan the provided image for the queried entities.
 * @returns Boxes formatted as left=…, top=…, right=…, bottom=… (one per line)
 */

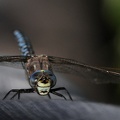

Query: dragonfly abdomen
left=13, top=30, right=35, bottom=56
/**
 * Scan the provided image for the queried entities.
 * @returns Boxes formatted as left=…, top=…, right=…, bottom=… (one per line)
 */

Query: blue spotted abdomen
left=13, top=30, right=35, bottom=56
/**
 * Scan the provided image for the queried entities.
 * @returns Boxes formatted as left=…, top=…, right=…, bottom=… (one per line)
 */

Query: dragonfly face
left=36, top=75, right=51, bottom=95
left=29, top=70, right=56, bottom=95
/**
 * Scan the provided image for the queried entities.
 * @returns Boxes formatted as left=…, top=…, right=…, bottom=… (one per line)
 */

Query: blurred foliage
left=102, top=0, right=120, bottom=66
left=102, top=0, right=120, bottom=104
left=103, top=0, right=120, bottom=28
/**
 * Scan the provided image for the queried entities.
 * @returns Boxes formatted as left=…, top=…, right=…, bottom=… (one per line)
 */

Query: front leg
left=2, top=88, right=34, bottom=100
left=50, top=87, right=73, bottom=100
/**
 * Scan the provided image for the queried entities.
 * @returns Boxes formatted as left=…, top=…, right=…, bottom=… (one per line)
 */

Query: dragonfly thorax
left=26, top=55, right=52, bottom=76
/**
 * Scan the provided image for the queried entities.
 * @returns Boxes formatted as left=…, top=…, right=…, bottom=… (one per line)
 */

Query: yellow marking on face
left=41, top=70, right=45, bottom=72
left=37, top=80, right=51, bottom=87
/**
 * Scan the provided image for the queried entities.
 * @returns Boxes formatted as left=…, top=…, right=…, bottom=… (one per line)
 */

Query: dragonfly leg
left=10, top=91, right=19, bottom=100
left=48, top=93, right=51, bottom=99
left=2, top=88, right=34, bottom=100
left=2, top=89, right=16, bottom=100
left=50, top=87, right=73, bottom=100
left=50, top=90, right=67, bottom=100
left=10, top=89, right=23, bottom=100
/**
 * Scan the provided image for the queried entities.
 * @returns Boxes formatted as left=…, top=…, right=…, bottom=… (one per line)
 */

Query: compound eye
left=49, top=74, right=53, bottom=76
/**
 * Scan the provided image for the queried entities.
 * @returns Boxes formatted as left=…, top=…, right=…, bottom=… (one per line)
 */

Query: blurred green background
left=102, top=0, right=120, bottom=104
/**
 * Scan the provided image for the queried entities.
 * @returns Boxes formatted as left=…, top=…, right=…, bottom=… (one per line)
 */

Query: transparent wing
left=48, top=56, right=120, bottom=84
left=0, top=62, right=23, bottom=69
left=0, top=55, right=31, bottom=69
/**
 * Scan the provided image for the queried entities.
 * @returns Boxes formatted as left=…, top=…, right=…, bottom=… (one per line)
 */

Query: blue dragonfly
left=2, top=30, right=120, bottom=100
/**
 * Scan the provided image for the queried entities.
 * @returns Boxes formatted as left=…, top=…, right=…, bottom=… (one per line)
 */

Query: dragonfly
left=2, top=30, right=120, bottom=100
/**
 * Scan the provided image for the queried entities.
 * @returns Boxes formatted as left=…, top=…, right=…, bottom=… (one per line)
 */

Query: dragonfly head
left=36, top=75, right=51, bottom=95
left=30, top=70, right=56, bottom=95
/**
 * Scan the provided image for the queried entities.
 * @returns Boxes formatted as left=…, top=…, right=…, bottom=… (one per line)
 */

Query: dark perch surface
left=0, top=100, right=120, bottom=120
